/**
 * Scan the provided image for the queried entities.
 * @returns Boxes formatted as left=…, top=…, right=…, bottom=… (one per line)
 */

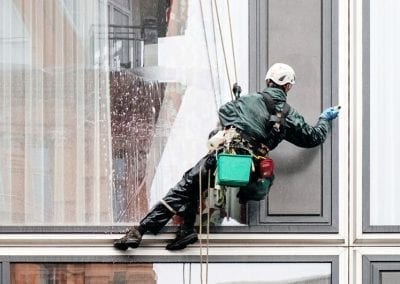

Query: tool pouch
left=237, top=177, right=273, bottom=202
left=258, top=157, right=274, bottom=178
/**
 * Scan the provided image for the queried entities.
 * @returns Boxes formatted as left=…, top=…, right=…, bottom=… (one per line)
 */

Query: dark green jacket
left=218, top=87, right=330, bottom=150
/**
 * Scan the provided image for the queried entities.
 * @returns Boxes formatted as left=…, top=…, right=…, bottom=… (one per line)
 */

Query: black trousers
left=139, top=153, right=217, bottom=234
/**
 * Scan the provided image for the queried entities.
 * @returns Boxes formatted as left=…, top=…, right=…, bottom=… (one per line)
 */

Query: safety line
left=210, top=0, right=222, bottom=107
left=213, top=0, right=234, bottom=101
left=226, top=0, right=238, bottom=83
left=199, top=0, right=221, bottom=112
left=198, top=166, right=211, bottom=284
left=116, top=178, right=145, bottom=221
left=199, top=166, right=204, bottom=284
left=206, top=169, right=211, bottom=284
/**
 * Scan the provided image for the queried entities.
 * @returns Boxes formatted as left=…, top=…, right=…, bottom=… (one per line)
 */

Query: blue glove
left=319, top=106, right=340, bottom=121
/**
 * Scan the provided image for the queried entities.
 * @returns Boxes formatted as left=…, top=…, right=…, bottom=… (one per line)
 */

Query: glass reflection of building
left=0, top=0, right=192, bottom=225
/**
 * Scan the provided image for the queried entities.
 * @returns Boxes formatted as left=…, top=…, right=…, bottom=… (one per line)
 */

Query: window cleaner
left=114, top=62, right=340, bottom=253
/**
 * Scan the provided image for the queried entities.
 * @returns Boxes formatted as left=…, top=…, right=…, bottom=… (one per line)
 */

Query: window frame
left=361, top=0, right=400, bottom=233
left=1, top=262, right=8, bottom=284
left=0, top=255, right=339, bottom=284
left=363, top=255, right=400, bottom=284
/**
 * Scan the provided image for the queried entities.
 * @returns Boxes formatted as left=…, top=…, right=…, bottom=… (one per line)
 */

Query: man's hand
left=320, top=106, right=340, bottom=121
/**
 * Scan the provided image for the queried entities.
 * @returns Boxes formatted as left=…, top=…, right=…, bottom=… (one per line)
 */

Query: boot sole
left=166, top=233, right=198, bottom=251
left=114, top=240, right=140, bottom=250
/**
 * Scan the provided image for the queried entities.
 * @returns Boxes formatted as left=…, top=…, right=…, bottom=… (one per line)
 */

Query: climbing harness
left=160, top=199, right=177, bottom=215
left=258, top=91, right=291, bottom=151
left=258, top=91, right=291, bottom=132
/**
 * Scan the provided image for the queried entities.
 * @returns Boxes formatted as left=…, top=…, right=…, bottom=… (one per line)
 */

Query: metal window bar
left=107, top=24, right=158, bottom=70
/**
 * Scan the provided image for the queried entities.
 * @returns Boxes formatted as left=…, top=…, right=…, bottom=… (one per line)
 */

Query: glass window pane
left=369, top=1, right=400, bottom=225
left=116, top=0, right=249, bottom=226
left=0, top=0, right=110, bottom=225
left=10, top=263, right=331, bottom=284
left=0, top=0, right=249, bottom=227
left=113, top=0, right=130, bottom=10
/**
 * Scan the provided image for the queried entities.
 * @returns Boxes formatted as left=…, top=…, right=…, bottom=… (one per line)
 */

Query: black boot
left=113, top=227, right=143, bottom=250
left=166, top=226, right=198, bottom=251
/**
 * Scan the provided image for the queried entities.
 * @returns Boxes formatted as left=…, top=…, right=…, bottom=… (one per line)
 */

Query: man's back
left=218, top=87, right=287, bottom=145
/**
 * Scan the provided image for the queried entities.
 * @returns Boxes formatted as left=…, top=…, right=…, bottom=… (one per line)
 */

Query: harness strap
left=160, top=199, right=177, bottom=215
left=258, top=91, right=290, bottom=129
left=233, top=128, right=270, bottom=157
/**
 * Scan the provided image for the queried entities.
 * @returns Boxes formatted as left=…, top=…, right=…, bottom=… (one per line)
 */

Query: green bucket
left=217, top=153, right=252, bottom=186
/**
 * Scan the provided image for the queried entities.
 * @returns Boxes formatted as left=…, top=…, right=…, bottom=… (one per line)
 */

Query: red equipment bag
left=259, top=157, right=274, bottom=178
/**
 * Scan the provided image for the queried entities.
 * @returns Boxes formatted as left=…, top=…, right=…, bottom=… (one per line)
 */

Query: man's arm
left=283, top=108, right=331, bottom=148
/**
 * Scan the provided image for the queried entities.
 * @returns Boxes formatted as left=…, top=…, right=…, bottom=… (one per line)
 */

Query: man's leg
left=165, top=155, right=216, bottom=250
left=113, top=202, right=175, bottom=250
left=165, top=200, right=198, bottom=251
left=113, top=153, right=216, bottom=250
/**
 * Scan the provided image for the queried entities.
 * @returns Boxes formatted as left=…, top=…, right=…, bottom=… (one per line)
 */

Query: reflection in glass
left=117, top=0, right=249, bottom=226
left=369, top=1, right=400, bottom=225
left=108, top=0, right=249, bottom=226
left=11, top=263, right=331, bottom=284
left=0, top=0, right=111, bottom=225
left=0, top=0, right=248, bottom=226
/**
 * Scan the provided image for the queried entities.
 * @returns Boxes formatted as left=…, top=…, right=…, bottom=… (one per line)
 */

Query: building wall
left=1, top=0, right=400, bottom=283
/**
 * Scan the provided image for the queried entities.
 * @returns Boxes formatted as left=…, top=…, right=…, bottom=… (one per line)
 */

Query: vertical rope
left=206, top=170, right=211, bottom=284
left=210, top=0, right=222, bottom=106
left=199, top=168, right=211, bottom=284
left=226, top=0, right=238, bottom=83
left=199, top=0, right=220, bottom=112
left=199, top=166, right=203, bottom=284
left=213, top=0, right=234, bottom=101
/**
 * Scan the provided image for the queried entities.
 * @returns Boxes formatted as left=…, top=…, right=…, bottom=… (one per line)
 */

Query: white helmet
left=265, top=63, right=296, bottom=85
